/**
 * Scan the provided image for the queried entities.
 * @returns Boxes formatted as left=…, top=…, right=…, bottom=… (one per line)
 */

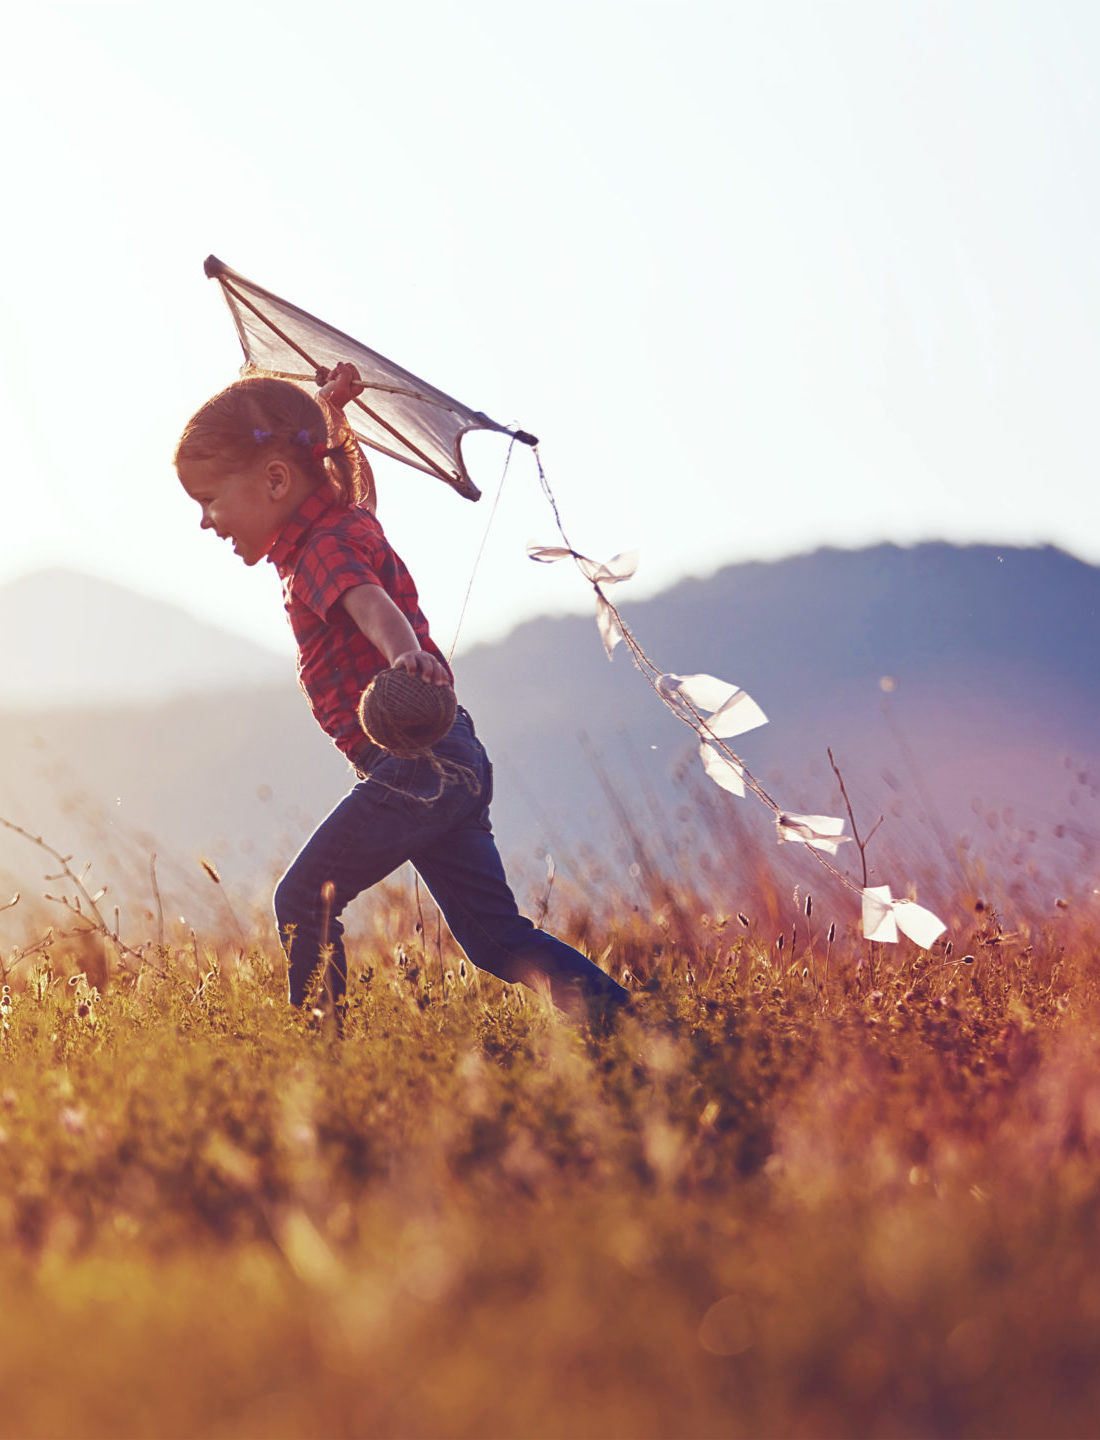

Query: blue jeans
left=274, top=709, right=626, bottom=1018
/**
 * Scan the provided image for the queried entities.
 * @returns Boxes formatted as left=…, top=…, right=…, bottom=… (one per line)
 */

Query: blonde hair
left=174, top=374, right=371, bottom=508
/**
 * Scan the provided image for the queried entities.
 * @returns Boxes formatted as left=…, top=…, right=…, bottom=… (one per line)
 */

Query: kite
left=203, top=255, right=536, bottom=502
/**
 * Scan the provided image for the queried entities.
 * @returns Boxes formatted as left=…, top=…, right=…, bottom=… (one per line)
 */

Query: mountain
left=0, top=568, right=285, bottom=708
left=454, top=543, right=1099, bottom=894
left=0, top=545, right=1095, bottom=914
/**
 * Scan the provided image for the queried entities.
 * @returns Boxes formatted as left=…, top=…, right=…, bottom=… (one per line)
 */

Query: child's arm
left=342, top=585, right=452, bottom=685
left=325, top=362, right=447, bottom=683
left=318, top=362, right=377, bottom=512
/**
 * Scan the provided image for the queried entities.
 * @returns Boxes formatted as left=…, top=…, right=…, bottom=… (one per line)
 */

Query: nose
left=200, top=511, right=214, bottom=530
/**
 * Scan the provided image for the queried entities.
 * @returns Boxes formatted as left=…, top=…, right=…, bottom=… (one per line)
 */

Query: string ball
left=358, top=668, right=457, bottom=757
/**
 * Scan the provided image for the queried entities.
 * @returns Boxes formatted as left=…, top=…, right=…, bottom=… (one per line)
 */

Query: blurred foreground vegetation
left=0, top=811, right=1098, bottom=1440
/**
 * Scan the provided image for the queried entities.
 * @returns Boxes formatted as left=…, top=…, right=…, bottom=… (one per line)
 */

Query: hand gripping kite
left=203, top=255, right=537, bottom=502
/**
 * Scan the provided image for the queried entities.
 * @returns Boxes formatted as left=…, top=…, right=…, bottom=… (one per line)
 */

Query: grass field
left=0, top=802, right=1098, bottom=1440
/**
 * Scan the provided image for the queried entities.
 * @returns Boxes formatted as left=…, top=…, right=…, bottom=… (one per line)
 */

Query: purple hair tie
left=294, top=429, right=311, bottom=446
left=253, top=428, right=272, bottom=444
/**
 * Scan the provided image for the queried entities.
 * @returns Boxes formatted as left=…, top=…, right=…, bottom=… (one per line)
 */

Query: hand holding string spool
left=358, top=667, right=457, bottom=757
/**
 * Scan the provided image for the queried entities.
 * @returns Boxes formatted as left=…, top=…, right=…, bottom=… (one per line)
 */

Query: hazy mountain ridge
left=0, top=544, right=1095, bottom=904
left=454, top=542, right=1100, bottom=887
left=0, top=568, right=285, bottom=709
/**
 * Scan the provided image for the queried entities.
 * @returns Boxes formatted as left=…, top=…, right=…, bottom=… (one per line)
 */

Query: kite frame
left=205, top=255, right=535, bottom=501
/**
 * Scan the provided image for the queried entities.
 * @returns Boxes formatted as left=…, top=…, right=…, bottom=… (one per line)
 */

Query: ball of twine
left=358, top=668, right=457, bottom=757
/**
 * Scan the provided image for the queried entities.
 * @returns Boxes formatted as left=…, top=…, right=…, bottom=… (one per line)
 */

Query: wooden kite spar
left=204, top=256, right=536, bottom=501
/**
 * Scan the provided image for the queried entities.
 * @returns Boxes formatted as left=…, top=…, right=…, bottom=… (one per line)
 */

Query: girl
left=175, top=363, right=627, bottom=1025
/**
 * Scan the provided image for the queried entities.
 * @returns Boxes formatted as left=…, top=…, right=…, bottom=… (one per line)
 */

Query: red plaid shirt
left=268, top=487, right=451, bottom=761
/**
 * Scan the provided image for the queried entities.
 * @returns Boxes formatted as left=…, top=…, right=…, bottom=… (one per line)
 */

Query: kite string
left=529, top=445, right=866, bottom=900
left=533, top=443, right=577, bottom=555
left=447, top=435, right=518, bottom=664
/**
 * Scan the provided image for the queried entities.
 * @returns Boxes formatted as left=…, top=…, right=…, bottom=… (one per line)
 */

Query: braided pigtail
left=315, top=403, right=377, bottom=511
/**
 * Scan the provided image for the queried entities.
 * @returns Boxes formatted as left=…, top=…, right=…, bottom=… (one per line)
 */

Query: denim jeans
left=273, top=709, right=626, bottom=1017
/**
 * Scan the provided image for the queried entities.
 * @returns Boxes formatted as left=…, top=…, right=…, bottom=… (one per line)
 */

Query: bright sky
left=2, top=1, right=1097, bottom=663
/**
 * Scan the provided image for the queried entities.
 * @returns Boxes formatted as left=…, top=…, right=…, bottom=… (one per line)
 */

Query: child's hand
left=318, top=361, right=365, bottom=411
left=391, top=650, right=452, bottom=686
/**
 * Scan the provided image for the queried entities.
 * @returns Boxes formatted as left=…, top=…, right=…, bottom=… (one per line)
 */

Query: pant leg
left=273, top=786, right=417, bottom=1007
left=276, top=708, right=626, bottom=1017
left=412, top=819, right=627, bottom=1016
left=274, top=709, right=499, bottom=1006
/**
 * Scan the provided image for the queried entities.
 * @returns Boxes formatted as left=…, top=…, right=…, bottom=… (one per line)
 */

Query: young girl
left=175, top=364, right=627, bottom=1025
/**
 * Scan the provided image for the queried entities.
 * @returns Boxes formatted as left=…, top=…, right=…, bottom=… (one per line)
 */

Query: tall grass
left=0, top=798, right=1097, bottom=1439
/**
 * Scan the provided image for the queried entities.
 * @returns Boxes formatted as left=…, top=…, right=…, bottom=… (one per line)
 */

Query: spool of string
left=358, top=668, right=457, bottom=758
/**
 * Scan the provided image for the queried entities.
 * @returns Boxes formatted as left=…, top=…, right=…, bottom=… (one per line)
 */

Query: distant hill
left=0, top=568, right=285, bottom=708
left=0, top=545, right=1096, bottom=915
left=455, top=542, right=1100, bottom=892
left=0, top=683, right=350, bottom=916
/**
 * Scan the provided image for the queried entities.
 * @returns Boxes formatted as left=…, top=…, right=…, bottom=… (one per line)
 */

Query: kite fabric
left=204, top=255, right=536, bottom=501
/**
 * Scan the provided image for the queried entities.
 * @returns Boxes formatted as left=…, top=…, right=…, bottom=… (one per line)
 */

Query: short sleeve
left=292, top=525, right=384, bottom=623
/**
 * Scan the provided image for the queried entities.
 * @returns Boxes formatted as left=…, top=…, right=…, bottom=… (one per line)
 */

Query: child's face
left=178, top=457, right=289, bottom=567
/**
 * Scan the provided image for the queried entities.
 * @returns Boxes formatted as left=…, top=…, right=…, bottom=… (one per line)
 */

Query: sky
left=1, top=1, right=1098, bottom=666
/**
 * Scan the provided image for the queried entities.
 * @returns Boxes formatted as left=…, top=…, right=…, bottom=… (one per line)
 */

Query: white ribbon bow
left=776, top=813, right=850, bottom=855
left=861, top=885, right=947, bottom=948
left=527, top=543, right=639, bottom=658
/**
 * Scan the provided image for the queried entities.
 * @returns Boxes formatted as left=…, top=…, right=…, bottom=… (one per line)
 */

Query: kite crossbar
left=203, top=255, right=534, bottom=493
left=215, top=272, right=478, bottom=496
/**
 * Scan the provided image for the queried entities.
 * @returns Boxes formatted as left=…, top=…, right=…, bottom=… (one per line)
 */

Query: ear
left=261, top=458, right=294, bottom=500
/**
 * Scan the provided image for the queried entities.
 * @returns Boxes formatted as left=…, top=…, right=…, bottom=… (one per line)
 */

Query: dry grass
left=0, top=807, right=1097, bottom=1439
